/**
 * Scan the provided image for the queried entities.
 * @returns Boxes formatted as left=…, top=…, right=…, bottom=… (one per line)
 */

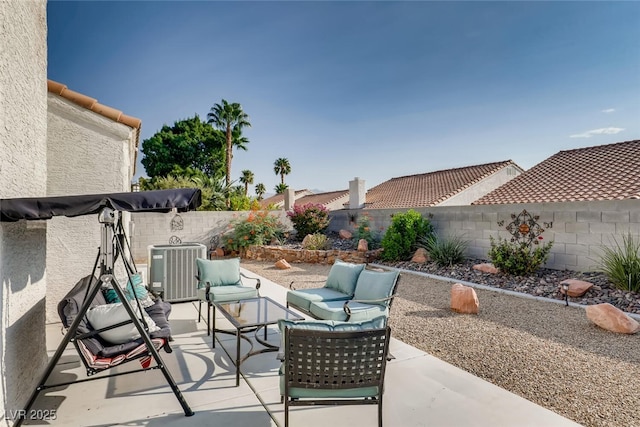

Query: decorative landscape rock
left=559, top=279, right=593, bottom=297
left=339, top=229, right=352, bottom=239
left=357, top=239, right=368, bottom=252
left=411, top=248, right=429, bottom=263
left=450, top=283, right=479, bottom=314
left=275, top=259, right=291, bottom=270
left=585, top=303, right=640, bottom=334
left=473, top=263, right=499, bottom=274
left=210, top=248, right=224, bottom=258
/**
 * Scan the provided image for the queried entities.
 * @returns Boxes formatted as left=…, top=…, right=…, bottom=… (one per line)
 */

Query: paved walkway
left=29, top=268, right=582, bottom=426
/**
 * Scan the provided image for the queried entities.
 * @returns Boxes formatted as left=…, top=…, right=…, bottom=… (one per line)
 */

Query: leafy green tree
left=255, top=183, right=266, bottom=200
left=273, top=157, right=291, bottom=185
left=275, top=183, right=289, bottom=194
left=207, top=100, right=251, bottom=189
left=239, top=170, right=254, bottom=196
left=141, top=115, right=224, bottom=178
left=140, top=172, right=229, bottom=211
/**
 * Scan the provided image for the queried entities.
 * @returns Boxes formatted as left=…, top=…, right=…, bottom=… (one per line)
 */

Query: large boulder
left=585, top=303, right=639, bottom=334
left=357, top=239, right=368, bottom=252
left=559, top=279, right=593, bottom=297
left=450, top=283, right=479, bottom=314
left=411, top=248, right=429, bottom=263
left=339, top=229, right=353, bottom=240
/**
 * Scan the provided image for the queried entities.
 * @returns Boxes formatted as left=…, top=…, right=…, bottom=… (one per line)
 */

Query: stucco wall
left=46, top=94, right=137, bottom=321
left=328, top=200, right=640, bottom=272
left=0, top=0, right=48, bottom=423
left=437, top=165, right=521, bottom=206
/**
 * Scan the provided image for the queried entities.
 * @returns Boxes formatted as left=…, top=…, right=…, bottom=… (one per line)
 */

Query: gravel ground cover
left=241, top=260, right=640, bottom=427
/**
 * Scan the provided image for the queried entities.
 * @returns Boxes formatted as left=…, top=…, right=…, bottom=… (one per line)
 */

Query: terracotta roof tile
left=295, top=190, right=349, bottom=207
left=259, top=189, right=313, bottom=209
left=473, top=140, right=640, bottom=204
left=364, top=160, right=518, bottom=209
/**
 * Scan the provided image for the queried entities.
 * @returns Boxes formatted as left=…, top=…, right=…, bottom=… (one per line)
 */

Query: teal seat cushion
left=196, top=257, right=241, bottom=288
left=353, top=270, right=399, bottom=306
left=198, top=284, right=258, bottom=303
left=282, top=377, right=380, bottom=399
left=286, top=288, right=351, bottom=312
left=325, top=259, right=365, bottom=295
left=309, top=300, right=388, bottom=322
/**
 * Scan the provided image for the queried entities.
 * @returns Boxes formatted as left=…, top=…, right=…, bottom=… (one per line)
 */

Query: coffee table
left=213, top=296, right=304, bottom=386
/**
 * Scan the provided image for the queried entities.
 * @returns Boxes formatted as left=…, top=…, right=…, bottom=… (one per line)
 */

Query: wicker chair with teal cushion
left=195, top=257, right=260, bottom=347
left=308, top=269, right=400, bottom=322
left=278, top=316, right=391, bottom=427
left=286, top=259, right=365, bottom=316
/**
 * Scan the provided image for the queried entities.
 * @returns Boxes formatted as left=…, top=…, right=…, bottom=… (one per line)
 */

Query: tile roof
left=295, top=189, right=349, bottom=207
left=473, top=140, right=640, bottom=205
left=259, top=189, right=313, bottom=209
left=363, top=160, right=518, bottom=209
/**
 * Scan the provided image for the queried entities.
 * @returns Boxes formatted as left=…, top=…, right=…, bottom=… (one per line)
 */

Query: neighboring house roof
left=47, top=79, right=142, bottom=171
left=260, top=189, right=314, bottom=209
left=363, top=160, right=519, bottom=209
left=474, top=140, right=640, bottom=205
left=295, top=189, right=349, bottom=208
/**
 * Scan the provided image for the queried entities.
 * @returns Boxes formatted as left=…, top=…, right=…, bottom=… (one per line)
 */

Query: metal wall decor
left=170, top=214, right=184, bottom=231
left=504, top=209, right=545, bottom=245
left=169, top=235, right=182, bottom=245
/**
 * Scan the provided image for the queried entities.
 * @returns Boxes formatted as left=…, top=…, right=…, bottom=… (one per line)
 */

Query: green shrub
left=286, top=203, right=330, bottom=238
left=352, top=214, right=382, bottom=249
left=488, top=236, right=553, bottom=276
left=302, top=233, right=329, bottom=250
left=420, top=233, right=469, bottom=267
left=597, top=233, right=640, bottom=292
left=380, top=210, right=433, bottom=261
left=225, top=210, right=286, bottom=252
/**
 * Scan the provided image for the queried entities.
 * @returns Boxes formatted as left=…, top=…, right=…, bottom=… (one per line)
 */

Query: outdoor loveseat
left=286, top=260, right=401, bottom=322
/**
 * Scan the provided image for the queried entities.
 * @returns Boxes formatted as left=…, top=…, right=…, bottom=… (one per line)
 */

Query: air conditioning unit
left=147, top=243, right=207, bottom=302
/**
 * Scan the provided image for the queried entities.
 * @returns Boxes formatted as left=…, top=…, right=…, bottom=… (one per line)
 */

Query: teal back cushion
left=353, top=270, right=399, bottom=306
left=104, top=273, right=148, bottom=304
left=196, top=257, right=241, bottom=288
left=325, top=259, right=365, bottom=295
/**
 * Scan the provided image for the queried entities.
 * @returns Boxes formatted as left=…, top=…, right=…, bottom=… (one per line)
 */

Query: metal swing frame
left=15, top=207, right=194, bottom=426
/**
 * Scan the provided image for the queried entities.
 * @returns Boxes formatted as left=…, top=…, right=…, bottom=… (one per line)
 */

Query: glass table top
left=214, top=296, right=304, bottom=329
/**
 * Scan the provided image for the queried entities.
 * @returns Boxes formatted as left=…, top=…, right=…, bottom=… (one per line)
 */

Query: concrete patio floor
left=25, top=268, right=582, bottom=427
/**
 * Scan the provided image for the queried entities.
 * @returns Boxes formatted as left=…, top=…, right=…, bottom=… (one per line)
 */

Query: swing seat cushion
left=86, top=303, right=160, bottom=345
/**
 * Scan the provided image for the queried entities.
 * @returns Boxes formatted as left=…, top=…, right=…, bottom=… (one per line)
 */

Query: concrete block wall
left=328, top=199, right=640, bottom=272
left=130, top=210, right=291, bottom=263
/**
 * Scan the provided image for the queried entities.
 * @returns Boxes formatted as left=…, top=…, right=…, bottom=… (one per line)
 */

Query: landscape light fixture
left=561, top=282, right=570, bottom=306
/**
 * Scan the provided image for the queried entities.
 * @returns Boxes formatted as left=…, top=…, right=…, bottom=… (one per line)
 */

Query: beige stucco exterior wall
left=46, top=94, right=137, bottom=322
left=437, top=165, right=522, bottom=206
left=0, top=0, right=48, bottom=423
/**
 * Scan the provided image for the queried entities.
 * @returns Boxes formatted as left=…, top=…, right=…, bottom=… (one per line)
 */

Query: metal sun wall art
left=170, top=214, right=184, bottom=231
left=497, top=209, right=546, bottom=245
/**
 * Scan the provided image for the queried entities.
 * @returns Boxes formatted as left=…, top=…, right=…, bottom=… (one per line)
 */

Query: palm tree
left=239, top=170, right=254, bottom=196
left=273, top=158, right=291, bottom=185
left=207, top=100, right=251, bottom=190
left=255, top=183, right=266, bottom=200
left=275, top=183, right=289, bottom=194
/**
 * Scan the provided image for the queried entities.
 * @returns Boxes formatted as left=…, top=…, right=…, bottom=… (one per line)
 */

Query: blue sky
left=47, top=1, right=640, bottom=195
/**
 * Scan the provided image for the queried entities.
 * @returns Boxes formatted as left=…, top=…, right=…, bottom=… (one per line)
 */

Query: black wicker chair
left=280, top=326, right=391, bottom=427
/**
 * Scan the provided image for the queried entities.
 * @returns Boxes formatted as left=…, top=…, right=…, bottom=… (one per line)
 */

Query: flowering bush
left=225, top=210, right=286, bottom=252
left=352, top=214, right=382, bottom=249
left=286, top=203, right=330, bottom=239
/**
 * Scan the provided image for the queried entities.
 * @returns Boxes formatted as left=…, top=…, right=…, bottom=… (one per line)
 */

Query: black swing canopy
left=0, top=188, right=202, bottom=222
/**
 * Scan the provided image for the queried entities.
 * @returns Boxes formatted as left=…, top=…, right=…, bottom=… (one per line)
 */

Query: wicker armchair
left=280, top=326, right=391, bottom=427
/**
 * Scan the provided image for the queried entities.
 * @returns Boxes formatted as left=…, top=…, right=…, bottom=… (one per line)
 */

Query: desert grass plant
left=380, top=210, right=433, bottom=261
left=302, top=233, right=330, bottom=250
left=597, top=233, right=640, bottom=292
left=488, top=236, right=553, bottom=276
left=419, top=233, right=469, bottom=267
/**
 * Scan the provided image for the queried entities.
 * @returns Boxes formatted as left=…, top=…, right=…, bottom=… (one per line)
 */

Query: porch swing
left=1, top=188, right=201, bottom=425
